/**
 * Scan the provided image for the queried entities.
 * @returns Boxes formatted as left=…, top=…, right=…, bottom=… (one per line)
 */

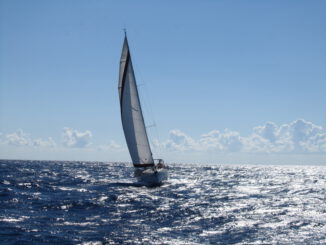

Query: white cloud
left=247, top=119, right=326, bottom=153
left=6, top=129, right=30, bottom=146
left=1, top=119, right=324, bottom=163
left=162, top=129, right=198, bottom=151
left=158, top=119, right=326, bottom=154
left=62, top=128, right=92, bottom=148
left=32, top=137, right=57, bottom=147
left=98, top=140, right=124, bottom=151
left=3, top=129, right=56, bottom=147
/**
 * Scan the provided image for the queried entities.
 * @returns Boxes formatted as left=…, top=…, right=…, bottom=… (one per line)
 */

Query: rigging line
left=131, top=47, right=163, bottom=159
left=146, top=123, right=156, bottom=128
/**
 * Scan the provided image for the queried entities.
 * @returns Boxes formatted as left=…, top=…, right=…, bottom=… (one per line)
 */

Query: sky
left=0, top=0, right=326, bottom=165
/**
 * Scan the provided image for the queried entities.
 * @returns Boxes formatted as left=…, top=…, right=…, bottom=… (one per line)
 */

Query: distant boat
left=118, top=33, right=168, bottom=185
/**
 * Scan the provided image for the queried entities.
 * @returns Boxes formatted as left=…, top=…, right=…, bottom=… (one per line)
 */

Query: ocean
left=0, top=160, right=325, bottom=245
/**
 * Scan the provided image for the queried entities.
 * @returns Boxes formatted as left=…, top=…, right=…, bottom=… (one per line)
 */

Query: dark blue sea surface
left=0, top=160, right=325, bottom=244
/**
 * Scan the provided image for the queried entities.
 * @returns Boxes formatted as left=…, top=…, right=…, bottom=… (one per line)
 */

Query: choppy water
left=0, top=160, right=325, bottom=244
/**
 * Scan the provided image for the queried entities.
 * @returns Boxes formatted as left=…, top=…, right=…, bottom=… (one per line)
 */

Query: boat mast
left=118, top=33, right=154, bottom=167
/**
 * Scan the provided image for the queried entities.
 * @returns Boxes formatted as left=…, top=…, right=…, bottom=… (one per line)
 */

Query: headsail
left=118, top=36, right=154, bottom=167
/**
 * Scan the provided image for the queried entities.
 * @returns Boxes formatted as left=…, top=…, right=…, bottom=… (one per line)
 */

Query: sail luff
left=119, top=36, right=154, bottom=166
left=118, top=37, right=129, bottom=103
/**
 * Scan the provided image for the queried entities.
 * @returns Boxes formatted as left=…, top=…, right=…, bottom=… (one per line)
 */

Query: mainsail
left=118, top=36, right=154, bottom=167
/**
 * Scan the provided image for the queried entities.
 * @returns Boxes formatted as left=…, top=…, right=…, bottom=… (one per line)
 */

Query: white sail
left=118, top=36, right=154, bottom=167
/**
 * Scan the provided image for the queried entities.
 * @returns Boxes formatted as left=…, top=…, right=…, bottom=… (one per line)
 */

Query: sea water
left=0, top=160, right=325, bottom=244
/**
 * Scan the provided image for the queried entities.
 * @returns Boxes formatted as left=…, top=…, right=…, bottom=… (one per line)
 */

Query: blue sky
left=1, top=0, right=326, bottom=164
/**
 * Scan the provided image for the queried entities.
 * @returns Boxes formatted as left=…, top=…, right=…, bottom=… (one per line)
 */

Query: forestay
left=118, top=36, right=154, bottom=167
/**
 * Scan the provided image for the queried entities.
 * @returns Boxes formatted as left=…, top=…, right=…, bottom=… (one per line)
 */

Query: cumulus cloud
left=163, top=129, right=198, bottom=151
left=62, top=128, right=92, bottom=148
left=6, top=129, right=30, bottom=146
left=159, top=119, right=326, bottom=154
left=3, top=129, right=56, bottom=147
left=200, top=129, right=243, bottom=152
left=247, top=119, right=326, bottom=153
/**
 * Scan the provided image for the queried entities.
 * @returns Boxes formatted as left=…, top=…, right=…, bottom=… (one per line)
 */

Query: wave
left=0, top=160, right=325, bottom=244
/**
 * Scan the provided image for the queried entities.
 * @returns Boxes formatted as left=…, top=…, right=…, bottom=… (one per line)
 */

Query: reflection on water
left=0, top=160, right=325, bottom=244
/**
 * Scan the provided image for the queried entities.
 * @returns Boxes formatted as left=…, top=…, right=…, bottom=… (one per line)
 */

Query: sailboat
left=118, top=33, right=168, bottom=185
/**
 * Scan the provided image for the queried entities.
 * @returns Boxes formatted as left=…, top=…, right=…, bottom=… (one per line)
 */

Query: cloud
left=200, top=129, right=243, bottom=152
left=159, top=119, right=326, bottom=154
left=98, top=140, right=124, bottom=151
left=2, top=119, right=325, bottom=157
left=32, top=137, right=57, bottom=147
left=162, top=129, right=198, bottom=151
left=6, top=129, right=30, bottom=146
left=3, top=129, right=56, bottom=147
left=247, top=119, right=326, bottom=153
left=62, top=128, right=92, bottom=148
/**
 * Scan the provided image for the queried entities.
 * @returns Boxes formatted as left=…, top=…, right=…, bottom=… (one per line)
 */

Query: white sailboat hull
left=134, top=168, right=168, bottom=185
